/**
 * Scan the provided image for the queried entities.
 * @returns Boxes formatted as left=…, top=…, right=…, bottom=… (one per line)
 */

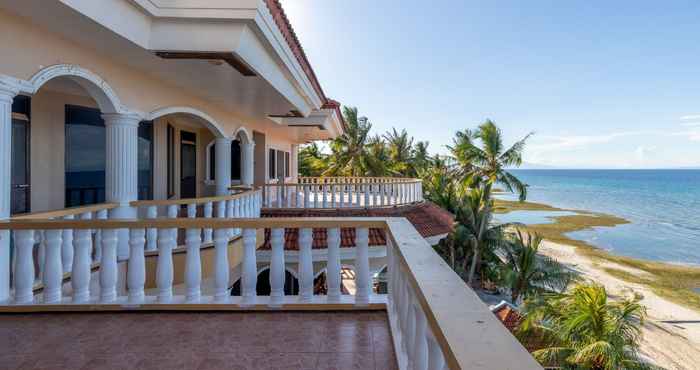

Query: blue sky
left=281, top=0, right=700, bottom=169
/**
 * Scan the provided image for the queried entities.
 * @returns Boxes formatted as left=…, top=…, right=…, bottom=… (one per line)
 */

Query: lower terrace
left=0, top=188, right=540, bottom=370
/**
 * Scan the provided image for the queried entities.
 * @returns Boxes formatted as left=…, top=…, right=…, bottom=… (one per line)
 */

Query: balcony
left=262, top=177, right=423, bottom=209
left=0, top=204, right=540, bottom=369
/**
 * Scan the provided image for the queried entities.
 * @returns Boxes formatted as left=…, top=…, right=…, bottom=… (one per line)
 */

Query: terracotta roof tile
left=260, top=202, right=454, bottom=250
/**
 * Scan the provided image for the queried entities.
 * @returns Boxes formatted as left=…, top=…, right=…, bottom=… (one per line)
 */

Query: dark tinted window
left=138, top=121, right=153, bottom=200
left=232, top=139, right=241, bottom=180
left=285, top=152, right=290, bottom=177
left=269, top=148, right=276, bottom=179
left=65, top=105, right=105, bottom=207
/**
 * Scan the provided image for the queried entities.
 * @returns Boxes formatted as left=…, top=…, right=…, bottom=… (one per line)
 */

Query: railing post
left=156, top=228, right=174, bottom=303
left=241, top=228, right=257, bottom=305
left=100, top=229, right=119, bottom=303
left=269, top=228, right=285, bottom=306
left=185, top=227, right=202, bottom=303
left=213, top=228, right=230, bottom=303
left=355, top=227, right=370, bottom=305
left=72, top=226, right=93, bottom=304
left=298, top=228, right=314, bottom=302
left=326, top=227, right=341, bottom=302
left=128, top=228, right=146, bottom=303
left=203, top=202, right=213, bottom=244
left=61, top=215, right=74, bottom=274
left=13, top=230, right=35, bottom=304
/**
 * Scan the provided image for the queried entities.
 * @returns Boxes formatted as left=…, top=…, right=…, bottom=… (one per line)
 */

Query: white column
left=269, top=227, right=285, bottom=306
left=215, top=137, right=232, bottom=196
left=241, top=141, right=255, bottom=186
left=103, top=113, right=141, bottom=261
left=355, top=227, right=370, bottom=305
left=298, top=228, right=313, bottom=302
left=326, top=227, right=341, bottom=302
left=241, top=228, right=257, bottom=305
left=127, top=228, right=146, bottom=303
left=0, top=85, right=17, bottom=302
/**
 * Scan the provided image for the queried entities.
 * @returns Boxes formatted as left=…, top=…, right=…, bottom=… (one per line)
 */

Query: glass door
left=11, top=115, right=30, bottom=214
left=180, top=130, right=197, bottom=199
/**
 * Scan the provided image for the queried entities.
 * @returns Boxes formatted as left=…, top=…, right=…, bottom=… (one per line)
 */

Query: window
left=166, top=124, right=175, bottom=198
left=206, top=139, right=242, bottom=183
left=138, top=121, right=154, bottom=200
left=65, top=105, right=106, bottom=207
left=269, top=148, right=276, bottom=179
left=285, top=152, right=290, bottom=177
left=276, top=150, right=284, bottom=180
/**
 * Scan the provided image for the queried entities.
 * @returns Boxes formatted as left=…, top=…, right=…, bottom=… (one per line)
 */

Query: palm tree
left=499, top=230, right=575, bottom=303
left=454, top=186, right=509, bottom=284
left=298, top=142, right=328, bottom=177
left=384, top=127, right=414, bottom=175
left=411, top=141, right=430, bottom=176
left=519, top=284, right=655, bottom=370
left=325, top=107, right=372, bottom=176
left=363, top=135, right=391, bottom=176
left=448, top=120, right=532, bottom=201
left=420, top=156, right=459, bottom=213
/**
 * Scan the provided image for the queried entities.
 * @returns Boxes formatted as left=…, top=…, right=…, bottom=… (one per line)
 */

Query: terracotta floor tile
left=316, top=352, right=375, bottom=370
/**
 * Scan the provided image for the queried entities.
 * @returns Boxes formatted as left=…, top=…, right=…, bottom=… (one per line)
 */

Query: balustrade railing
left=8, top=190, right=262, bottom=290
left=263, top=177, right=423, bottom=209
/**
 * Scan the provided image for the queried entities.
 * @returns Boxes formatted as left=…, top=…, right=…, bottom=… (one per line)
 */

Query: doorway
left=180, top=130, right=197, bottom=199
left=11, top=96, right=31, bottom=215
left=253, top=131, right=266, bottom=185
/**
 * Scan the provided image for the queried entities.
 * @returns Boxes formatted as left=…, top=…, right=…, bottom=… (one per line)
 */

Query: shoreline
left=494, top=199, right=700, bottom=369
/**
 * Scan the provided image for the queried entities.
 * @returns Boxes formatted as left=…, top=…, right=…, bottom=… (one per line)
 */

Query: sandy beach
left=539, top=240, right=700, bottom=370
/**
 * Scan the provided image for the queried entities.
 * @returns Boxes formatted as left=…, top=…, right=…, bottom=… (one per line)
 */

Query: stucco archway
left=147, top=106, right=227, bottom=138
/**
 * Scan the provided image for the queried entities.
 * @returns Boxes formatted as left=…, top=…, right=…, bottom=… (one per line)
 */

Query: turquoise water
left=503, top=170, right=700, bottom=265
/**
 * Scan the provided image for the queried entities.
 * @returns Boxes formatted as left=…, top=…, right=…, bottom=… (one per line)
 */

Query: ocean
left=495, top=170, right=700, bottom=265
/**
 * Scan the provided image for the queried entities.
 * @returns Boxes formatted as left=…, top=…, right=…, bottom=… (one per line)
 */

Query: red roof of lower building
left=260, top=201, right=454, bottom=250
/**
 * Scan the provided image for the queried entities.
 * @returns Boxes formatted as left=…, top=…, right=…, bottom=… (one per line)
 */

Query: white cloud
left=634, top=145, right=656, bottom=162
left=680, top=114, right=700, bottom=121
left=527, top=130, right=656, bottom=154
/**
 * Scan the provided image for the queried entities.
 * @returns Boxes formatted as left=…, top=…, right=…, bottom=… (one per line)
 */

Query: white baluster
left=427, top=332, right=446, bottom=370
left=145, top=205, right=158, bottom=251
left=269, top=227, right=285, bottom=306
left=187, top=203, right=197, bottom=219
left=314, top=185, right=320, bottom=208
left=326, top=227, right=341, bottom=302
left=355, top=227, right=371, bottom=305
left=156, top=228, right=174, bottom=303
left=322, top=184, right=328, bottom=208
left=128, top=228, right=146, bottom=303
left=43, top=229, right=63, bottom=303
left=298, top=228, right=313, bottom=302
left=303, top=185, right=310, bottom=209
left=213, top=228, right=230, bottom=303
left=100, top=229, right=118, bottom=303
left=72, top=226, right=93, bottom=303
left=167, top=204, right=178, bottom=252
left=13, top=230, right=35, bottom=304
left=185, top=227, right=202, bottom=303
left=413, top=305, right=429, bottom=370
left=232, top=198, right=241, bottom=236
left=61, top=215, right=74, bottom=274
left=339, top=183, right=345, bottom=208
left=203, top=202, right=213, bottom=244
left=226, top=199, right=234, bottom=238
left=364, top=184, right=370, bottom=207
left=330, top=185, right=337, bottom=208
left=94, top=209, right=108, bottom=262
left=241, top=228, right=257, bottom=305
left=286, top=186, right=292, bottom=208
left=37, top=231, right=46, bottom=285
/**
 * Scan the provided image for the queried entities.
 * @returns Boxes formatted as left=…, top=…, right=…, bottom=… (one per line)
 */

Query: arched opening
left=313, top=266, right=358, bottom=295
left=146, top=108, right=228, bottom=200
left=9, top=66, right=144, bottom=213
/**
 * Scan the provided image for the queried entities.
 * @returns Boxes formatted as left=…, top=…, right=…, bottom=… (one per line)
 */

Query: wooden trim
left=0, top=217, right=389, bottom=230
left=130, top=189, right=260, bottom=207
left=155, top=51, right=256, bottom=77
left=11, top=203, right=120, bottom=220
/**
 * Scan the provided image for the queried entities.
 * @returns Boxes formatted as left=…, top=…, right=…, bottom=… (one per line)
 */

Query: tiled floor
left=0, top=311, right=397, bottom=370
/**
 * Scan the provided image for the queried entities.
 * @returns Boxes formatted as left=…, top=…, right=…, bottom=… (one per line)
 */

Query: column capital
left=215, top=136, right=233, bottom=144
left=101, top=112, right=143, bottom=127
left=0, top=81, right=19, bottom=104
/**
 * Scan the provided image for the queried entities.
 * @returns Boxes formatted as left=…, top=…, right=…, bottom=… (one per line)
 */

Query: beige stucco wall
left=2, top=9, right=303, bottom=212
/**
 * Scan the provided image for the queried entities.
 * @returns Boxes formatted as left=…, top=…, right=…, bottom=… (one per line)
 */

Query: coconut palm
left=298, top=142, right=328, bottom=177
left=411, top=141, right=431, bottom=176
left=499, top=230, right=576, bottom=303
left=384, top=127, right=414, bottom=175
left=363, top=135, right=391, bottom=176
left=324, top=107, right=372, bottom=176
left=454, top=186, right=509, bottom=284
left=420, top=156, right=459, bottom=213
left=448, top=120, right=532, bottom=201
left=519, top=284, right=655, bottom=370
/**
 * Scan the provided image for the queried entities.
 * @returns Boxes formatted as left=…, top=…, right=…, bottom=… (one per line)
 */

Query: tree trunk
left=467, top=243, right=479, bottom=285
